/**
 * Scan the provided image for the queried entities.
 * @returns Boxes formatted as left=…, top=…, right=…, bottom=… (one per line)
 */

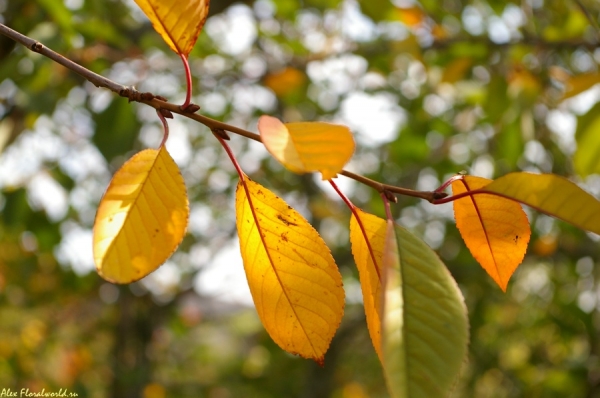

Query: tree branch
left=0, top=24, right=126, bottom=93
left=430, top=35, right=600, bottom=51
left=573, top=0, right=600, bottom=42
left=0, top=22, right=444, bottom=203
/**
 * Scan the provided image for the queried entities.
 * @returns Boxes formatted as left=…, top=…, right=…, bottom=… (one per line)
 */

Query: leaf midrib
left=239, top=177, right=319, bottom=358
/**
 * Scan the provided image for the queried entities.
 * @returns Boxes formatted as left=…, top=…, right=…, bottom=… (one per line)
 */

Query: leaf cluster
left=1, top=0, right=600, bottom=396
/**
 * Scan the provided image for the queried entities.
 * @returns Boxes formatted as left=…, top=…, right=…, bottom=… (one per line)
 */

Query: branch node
left=31, top=42, right=43, bottom=52
left=182, top=103, right=201, bottom=113
left=433, top=192, right=448, bottom=200
left=212, top=128, right=230, bottom=140
left=0, top=23, right=454, bottom=206
left=119, top=88, right=156, bottom=103
left=383, top=190, right=398, bottom=203
left=140, top=92, right=155, bottom=101
left=159, top=108, right=174, bottom=119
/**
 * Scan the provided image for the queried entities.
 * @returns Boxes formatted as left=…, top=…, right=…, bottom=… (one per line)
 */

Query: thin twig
left=575, top=0, right=600, bottom=40
left=0, top=24, right=126, bottom=93
left=573, top=0, right=600, bottom=42
left=156, top=109, right=169, bottom=148
left=329, top=179, right=382, bottom=281
left=179, top=53, right=193, bottom=110
left=0, top=22, right=443, bottom=203
left=381, top=192, right=394, bottom=223
left=340, top=170, right=447, bottom=202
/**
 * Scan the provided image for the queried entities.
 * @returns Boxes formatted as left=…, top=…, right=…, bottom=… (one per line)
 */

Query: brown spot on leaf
left=277, top=214, right=297, bottom=226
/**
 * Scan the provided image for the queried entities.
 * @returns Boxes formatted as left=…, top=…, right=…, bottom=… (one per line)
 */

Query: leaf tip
left=497, top=279, right=509, bottom=293
left=258, top=115, right=286, bottom=136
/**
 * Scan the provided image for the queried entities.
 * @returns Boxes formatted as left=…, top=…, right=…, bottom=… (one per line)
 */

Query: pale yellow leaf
left=480, top=172, right=600, bottom=235
left=258, top=115, right=355, bottom=180
left=93, top=147, right=189, bottom=283
left=236, top=177, right=344, bottom=364
left=134, top=0, right=210, bottom=56
left=562, top=72, right=600, bottom=100
left=349, top=209, right=386, bottom=362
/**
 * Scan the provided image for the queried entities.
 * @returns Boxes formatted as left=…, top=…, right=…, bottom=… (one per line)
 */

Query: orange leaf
left=396, top=6, right=426, bottom=27
left=349, top=209, right=386, bottom=362
left=258, top=116, right=355, bottom=180
left=264, top=67, right=307, bottom=97
left=134, top=0, right=210, bottom=56
left=93, top=147, right=189, bottom=283
left=533, top=235, right=558, bottom=257
left=235, top=177, right=344, bottom=364
left=452, top=175, right=531, bottom=291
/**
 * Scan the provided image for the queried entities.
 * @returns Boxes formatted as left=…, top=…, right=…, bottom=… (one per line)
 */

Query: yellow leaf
left=143, top=383, right=166, bottom=398
left=562, top=72, right=600, bottom=100
left=507, top=65, right=541, bottom=98
left=134, top=0, right=210, bottom=56
left=481, top=172, right=600, bottom=235
left=235, top=177, right=344, bottom=364
left=258, top=116, right=355, bottom=180
left=452, top=175, right=531, bottom=291
left=431, top=24, right=448, bottom=40
left=341, top=382, right=370, bottom=398
left=574, top=106, right=600, bottom=177
left=93, top=147, right=189, bottom=283
left=349, top=209, right=385, bottom=362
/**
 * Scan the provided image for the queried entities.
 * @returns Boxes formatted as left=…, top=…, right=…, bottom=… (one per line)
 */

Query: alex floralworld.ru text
left=0, top=389, right=77, bottom=397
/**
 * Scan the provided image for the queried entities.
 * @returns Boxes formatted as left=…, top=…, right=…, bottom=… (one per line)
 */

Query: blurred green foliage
left=1, top=0, right=600, bottom=397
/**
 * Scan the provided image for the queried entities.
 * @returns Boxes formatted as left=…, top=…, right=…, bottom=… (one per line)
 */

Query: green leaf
left=382, top=220, right=469, bottom=398
left=358, top=0, right=396, bottom=22
left=481, top=172, right=600, bottom=235
left=495, top=115, right=524, bottom=171
left=574, top=102, right=600, bottom=177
